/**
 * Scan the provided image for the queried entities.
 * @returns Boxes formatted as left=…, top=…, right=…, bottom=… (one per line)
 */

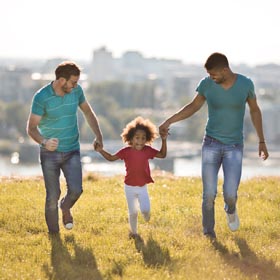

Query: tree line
left=0, top=80, right=208, bottom=145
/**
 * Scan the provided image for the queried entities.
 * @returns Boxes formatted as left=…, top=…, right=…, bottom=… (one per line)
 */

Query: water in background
left=0, top=153, right=278, bottom=180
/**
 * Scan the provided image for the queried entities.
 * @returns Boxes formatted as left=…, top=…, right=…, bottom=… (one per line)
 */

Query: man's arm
left=247, top=98, right=269, bottom=160
left=79, top=101, right=103, bottom=149
left=26, top=113, right=58, bottom=151
left=26, top=113, right=44, bottom=145
left=159, top=93, right=205, bottom=133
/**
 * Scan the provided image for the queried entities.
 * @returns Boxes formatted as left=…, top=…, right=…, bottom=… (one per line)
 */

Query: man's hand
left=94, top=142, right=103, bottom=152
left=159, top=130, right=169, bottom=140
left=259, top=142, right=269, bottom=160
left=93, top=138, right=103, bottom=151
left=45, top=138, right=59, bottom=151
left=159, top=121, right=170, bottom=137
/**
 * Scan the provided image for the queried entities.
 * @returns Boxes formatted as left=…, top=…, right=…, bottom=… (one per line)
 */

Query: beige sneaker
left=226, top=210, right=240, bottom=231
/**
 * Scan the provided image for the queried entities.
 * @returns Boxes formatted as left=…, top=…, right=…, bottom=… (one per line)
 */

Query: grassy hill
left=0, top=173, right=279, bottom=280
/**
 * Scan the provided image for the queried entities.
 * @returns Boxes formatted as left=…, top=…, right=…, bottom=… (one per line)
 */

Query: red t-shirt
left=116, top=145, right=159, bottom=186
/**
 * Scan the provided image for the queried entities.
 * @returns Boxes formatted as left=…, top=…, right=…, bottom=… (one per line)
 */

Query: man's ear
left=58, top=77, right=67, bottom=84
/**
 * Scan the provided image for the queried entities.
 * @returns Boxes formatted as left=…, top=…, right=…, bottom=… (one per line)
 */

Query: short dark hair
left=55, top=61, right=81, bottom=80
left=204, top=52, right=229, bottom=70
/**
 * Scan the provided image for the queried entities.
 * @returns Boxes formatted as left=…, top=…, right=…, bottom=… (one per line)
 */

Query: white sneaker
left=226, top=210, right=240, bottom=231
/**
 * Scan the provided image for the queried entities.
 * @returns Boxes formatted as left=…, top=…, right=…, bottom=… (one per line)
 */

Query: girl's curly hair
left=121, top=116, right=158, bottom=145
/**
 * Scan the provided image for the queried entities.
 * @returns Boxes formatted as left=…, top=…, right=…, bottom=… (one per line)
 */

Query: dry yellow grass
left=0, top=174, right=279, bottom=279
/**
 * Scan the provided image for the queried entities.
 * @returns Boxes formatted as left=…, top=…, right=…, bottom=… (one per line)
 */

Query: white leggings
left=124, top=184, right=151, bottom=234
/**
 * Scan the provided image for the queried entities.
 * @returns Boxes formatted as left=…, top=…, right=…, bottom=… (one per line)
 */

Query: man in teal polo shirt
left=27, top=61, right=103, bottom=234
left=159, top=53, right=269, bottom=239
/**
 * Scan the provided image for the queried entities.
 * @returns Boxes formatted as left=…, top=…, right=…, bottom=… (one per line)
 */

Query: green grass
left=0, top=173, right=279, bottom=280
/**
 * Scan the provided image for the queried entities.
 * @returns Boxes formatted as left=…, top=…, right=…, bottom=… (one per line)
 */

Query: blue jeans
left=201, top=135, right=243, bottom=235
left=40, top=148, right=83, bottom=233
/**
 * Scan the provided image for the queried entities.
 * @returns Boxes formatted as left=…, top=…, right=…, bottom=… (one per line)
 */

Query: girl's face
left=131, top=129, right=147, bottom=150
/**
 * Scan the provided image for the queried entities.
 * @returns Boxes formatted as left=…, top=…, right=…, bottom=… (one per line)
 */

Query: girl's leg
left=138, top=185, right=151, bottom=222
left=124, top=185, right=138, bottom=234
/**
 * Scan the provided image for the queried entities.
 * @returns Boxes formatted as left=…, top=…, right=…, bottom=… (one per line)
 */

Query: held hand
left=94, top=142, right=103, bottom=152
left=160, top=130, right=169, bottom=140
left=159, top=121, right=170, bottom=136
left=259, top=143, right=269, bottom=160
left=93, top=138, right=103, bottom=151
left=46, top=138, right=59, bottom=151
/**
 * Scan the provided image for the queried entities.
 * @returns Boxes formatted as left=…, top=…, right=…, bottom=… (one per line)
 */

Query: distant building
left=88, top=46, right=204, bottom=101
left=89, top=46, right=115, bottom=83
left=0, top=66, right=34, bottom=103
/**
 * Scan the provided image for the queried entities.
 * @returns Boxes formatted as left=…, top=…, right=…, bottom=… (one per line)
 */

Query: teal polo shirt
left=197, top=74, right=256, bottom=145
left=31, top=82, right=86, bottom=152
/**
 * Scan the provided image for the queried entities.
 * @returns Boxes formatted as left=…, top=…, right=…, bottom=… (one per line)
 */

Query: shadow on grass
left=133, top=235, right=171, bottom=267
left=43, top=233, right=103, bottom=280
left=212, top=237, right=280, bottom=280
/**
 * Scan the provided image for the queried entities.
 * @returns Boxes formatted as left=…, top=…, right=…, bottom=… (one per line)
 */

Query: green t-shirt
left=31, top=83, right=86, bottom=152
left=196, top=74, right=256, bottom=144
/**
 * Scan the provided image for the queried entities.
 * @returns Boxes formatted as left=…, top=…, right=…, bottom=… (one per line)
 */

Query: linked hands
left=159, top=121, right=170, bottom=140
left=94, top=141, right=103, bottom=152
left=93, top=137, right=103, bottom=151
left=159, top=129, right=169, bottom=140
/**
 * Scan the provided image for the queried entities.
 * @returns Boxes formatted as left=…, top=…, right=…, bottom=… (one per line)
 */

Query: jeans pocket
left=203, top=136, right=212, bottom=146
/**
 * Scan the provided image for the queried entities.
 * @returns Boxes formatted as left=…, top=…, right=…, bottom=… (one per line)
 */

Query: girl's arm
left=95, top=144, right=119, bottom=161
left=155, top=137, right=167, bottom=158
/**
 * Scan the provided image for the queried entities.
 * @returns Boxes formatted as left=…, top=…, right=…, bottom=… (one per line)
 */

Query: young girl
left=95, top=116, right=168, bottom=239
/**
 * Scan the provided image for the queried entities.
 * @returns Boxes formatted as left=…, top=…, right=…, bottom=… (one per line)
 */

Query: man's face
left=207, top=68, right=226, bottom=84
left=61, top=75, right=79, bottom=93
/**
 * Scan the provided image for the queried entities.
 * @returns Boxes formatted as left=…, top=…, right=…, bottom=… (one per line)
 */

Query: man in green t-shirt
left=27, top=61, right=103, bottom=234
left=159, top=52, right=269, bottom=239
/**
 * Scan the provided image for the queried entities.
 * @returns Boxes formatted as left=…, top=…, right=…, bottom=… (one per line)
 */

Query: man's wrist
left=41, top=138, right=48, bottom=147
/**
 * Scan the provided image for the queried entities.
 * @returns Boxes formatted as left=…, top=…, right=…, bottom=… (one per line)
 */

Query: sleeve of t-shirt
left=116, top=147, right=126, bottom=160
left=77, top=85, right=86, bottom=105
left=31, top=92, right=45, bottom=116
left=146, top=146, right=159, bottom=159
left=196, top=77, right=208, bottom=97
left=247, top=78, right=256, bottom=99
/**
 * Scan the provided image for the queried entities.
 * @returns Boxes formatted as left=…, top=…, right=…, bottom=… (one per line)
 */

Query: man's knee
left=203, top=194, right=216, bottom=209
left=129, top=212, right=138, bottom=220
left=69, top=187, right=83, bottom=200
left=224, top=195, right=236, bottom=207
left=46, top=198, right=59, bottom=211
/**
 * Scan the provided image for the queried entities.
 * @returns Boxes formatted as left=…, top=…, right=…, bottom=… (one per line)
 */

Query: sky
left=1, top=0, right=279, bottom=66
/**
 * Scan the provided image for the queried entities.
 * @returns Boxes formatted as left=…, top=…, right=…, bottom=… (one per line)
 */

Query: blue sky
left=1, top=0, right=279, bottom=65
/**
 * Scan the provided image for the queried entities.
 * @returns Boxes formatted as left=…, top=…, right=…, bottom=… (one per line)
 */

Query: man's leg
left=60, top=150, right=83, bottom=209
left=222, top=143, right=243, bottom=231
left=201, top=136, right=222, bottom=237
left=60, top=150, right=83, bottom=229
left=40, top=149, right=62, bottom=233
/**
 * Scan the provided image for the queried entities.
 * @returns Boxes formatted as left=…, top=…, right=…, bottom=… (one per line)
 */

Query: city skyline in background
left=1, top=0, right=279, bottom=66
